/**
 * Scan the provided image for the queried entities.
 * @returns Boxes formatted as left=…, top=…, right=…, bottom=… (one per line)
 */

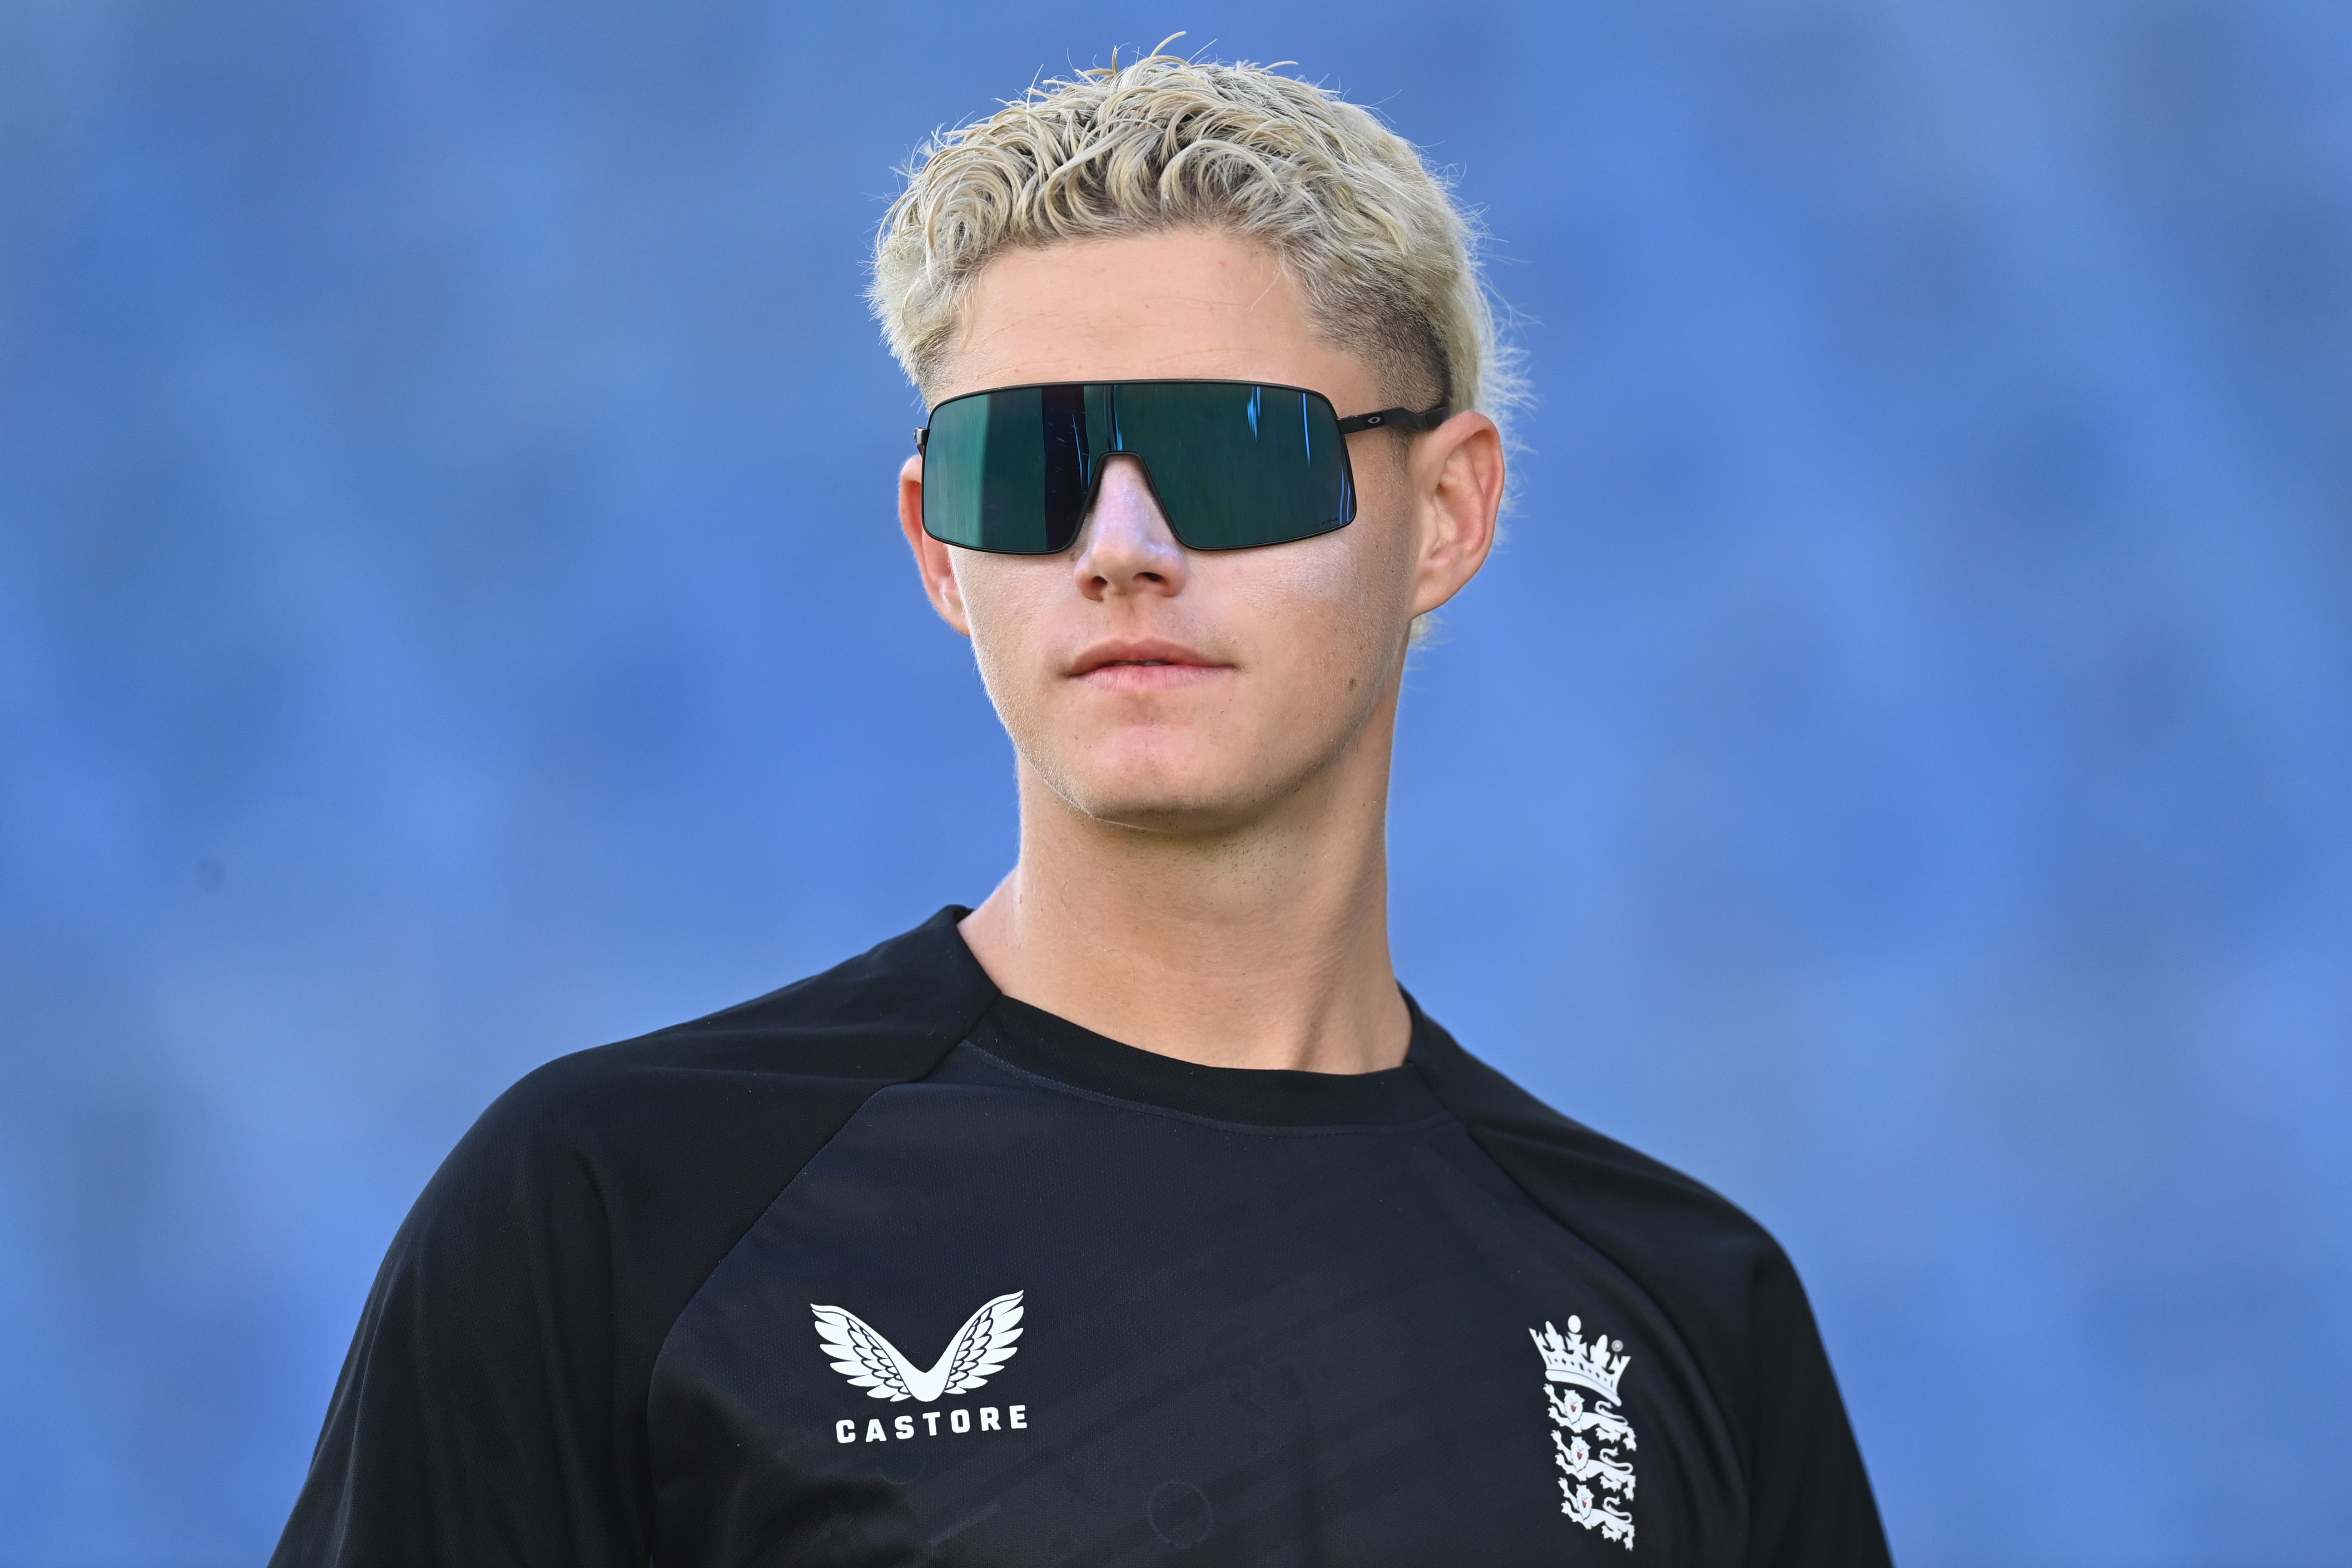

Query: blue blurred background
left=3, top=1, right=2348, bottom=1562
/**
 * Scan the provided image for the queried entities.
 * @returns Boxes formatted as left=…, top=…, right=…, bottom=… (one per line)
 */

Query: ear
left=898, top=453, right=973, bottom=637
left=1406, top=411, right=1505, bottom=619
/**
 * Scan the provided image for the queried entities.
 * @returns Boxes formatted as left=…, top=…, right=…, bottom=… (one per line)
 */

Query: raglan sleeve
left=1408, top=1014, right=1892, bottom=1568
left=268, top=1064, right=648, bottom=1568
left=1732, top=1236, right=1891, bottom=1568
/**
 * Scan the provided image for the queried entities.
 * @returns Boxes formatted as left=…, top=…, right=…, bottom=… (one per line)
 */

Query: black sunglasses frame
left=913, top=379, right=1449, bottom=556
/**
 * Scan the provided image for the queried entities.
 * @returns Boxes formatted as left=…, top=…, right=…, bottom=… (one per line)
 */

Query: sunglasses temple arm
left=1334, top=402, right=1449, bottom=436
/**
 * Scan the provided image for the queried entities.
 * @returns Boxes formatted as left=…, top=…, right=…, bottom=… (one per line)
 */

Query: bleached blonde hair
left=869, top=47, right=1519, bottom=438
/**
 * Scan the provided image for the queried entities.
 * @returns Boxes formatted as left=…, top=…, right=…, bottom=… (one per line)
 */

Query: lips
left=1067, top=637, right=1229, bottom=692
left=1067, top=638, right=1223, bottom=678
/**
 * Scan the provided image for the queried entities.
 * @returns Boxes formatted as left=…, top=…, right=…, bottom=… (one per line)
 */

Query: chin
left=1052, top=758, right=1279, bottom=835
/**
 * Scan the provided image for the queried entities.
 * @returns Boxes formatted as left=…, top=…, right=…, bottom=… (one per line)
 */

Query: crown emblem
left=1530, top=1315, right=1630, bottom=1404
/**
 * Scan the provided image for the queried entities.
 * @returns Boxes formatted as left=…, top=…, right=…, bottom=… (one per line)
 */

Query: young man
left=274, top=54, right=1889, bottom=1567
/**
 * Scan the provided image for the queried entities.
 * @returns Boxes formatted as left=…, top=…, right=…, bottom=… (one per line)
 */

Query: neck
left=958, top=698, right=1411, bottom=1075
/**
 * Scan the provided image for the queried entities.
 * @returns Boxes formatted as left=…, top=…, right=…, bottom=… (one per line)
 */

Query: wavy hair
left=869, top=47, right=1520, bottom=442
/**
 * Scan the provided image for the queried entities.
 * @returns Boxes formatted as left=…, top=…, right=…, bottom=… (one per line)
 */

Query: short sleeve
left=270, top=1075, right=649, bottom=1568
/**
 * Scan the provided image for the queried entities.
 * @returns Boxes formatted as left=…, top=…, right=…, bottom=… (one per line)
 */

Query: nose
left=1072, top=456, right=1187, bottom=601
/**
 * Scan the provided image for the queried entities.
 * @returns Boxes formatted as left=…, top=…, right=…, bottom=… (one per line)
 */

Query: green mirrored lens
left=922, top=381, right=1355, bottom=555
left=921, top=386, right=1091, bottom=553
left=1107, top=383, right=1352, bottom=550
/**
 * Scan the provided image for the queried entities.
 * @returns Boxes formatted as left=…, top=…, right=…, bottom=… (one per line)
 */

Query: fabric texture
left=271, top=908, right=1887, bottom=1566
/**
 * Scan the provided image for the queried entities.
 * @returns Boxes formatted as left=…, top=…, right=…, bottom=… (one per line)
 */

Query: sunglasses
left=916, top=379, right=1448, bottom=555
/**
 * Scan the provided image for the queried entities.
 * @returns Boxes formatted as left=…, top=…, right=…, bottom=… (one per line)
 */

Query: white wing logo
left=810, top=1291, right=1024, bottom=1403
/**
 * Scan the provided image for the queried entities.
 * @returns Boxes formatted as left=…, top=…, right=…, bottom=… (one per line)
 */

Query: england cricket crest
left=1532, top=1314, right=1637, bottom=1549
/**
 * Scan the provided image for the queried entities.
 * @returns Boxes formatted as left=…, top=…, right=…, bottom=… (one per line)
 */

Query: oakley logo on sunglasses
left=917, top=380, right=1447, bottom=555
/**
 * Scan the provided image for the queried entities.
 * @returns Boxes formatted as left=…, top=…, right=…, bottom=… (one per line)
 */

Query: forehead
left=936, top=228, right=1380, bottom=408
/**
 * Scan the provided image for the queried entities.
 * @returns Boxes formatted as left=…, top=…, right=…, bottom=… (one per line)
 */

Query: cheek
left=949, top=558, right=1056, bottom=714
left=1233, top=533, right=1410, bottom=691
left=1273, top=505, right=1417, bottom=633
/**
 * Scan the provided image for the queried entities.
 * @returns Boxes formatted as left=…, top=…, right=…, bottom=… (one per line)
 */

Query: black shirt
left=272, top=909, right=1888, bottom=1567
